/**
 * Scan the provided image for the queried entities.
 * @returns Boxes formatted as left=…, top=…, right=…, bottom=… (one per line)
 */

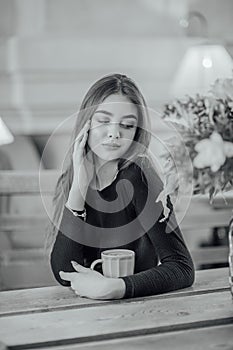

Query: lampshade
left=0, top=117, right=14, bottom=146
left=171, top=44, right=233, bottom=97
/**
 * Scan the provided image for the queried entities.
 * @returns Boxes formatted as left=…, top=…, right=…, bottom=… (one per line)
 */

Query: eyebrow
left=94, top=110, right=137, bottom=120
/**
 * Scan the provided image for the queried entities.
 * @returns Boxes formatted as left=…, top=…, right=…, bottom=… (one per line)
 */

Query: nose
left=107, top=123, right=120, bottom=139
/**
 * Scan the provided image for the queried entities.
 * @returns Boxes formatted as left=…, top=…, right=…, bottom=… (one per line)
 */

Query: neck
left=92, top=155, right=119, bottom=190
left=94, top=154, right=117, bottom=171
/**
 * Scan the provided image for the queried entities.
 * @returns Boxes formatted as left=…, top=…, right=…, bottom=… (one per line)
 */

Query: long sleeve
left=121, top=160, right=195, bottom=298
left=50, top=206, right=85, bottom=286
left=121, top=203, right=195, bottom=298
left=50, top=157, right=195, bottom=297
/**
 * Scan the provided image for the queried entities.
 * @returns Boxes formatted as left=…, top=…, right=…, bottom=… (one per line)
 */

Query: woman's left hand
left=59, top=261, right=125, bottom=300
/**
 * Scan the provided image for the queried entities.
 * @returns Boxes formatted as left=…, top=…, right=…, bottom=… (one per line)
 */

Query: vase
left=229, top=218, right=233, bottom=297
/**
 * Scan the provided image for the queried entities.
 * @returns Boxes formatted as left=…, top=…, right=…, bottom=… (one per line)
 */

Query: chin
left=97, top=154, right=119, bottom=162
left=93, top=149, right=122, bottom=162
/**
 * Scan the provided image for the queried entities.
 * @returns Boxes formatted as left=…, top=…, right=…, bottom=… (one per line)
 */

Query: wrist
left=67, top=185, right=87, bottom=210
left=108, top=278, right=126, bottom=299
left=70, top=182, right=88, bottom=196
left=65, top=204, right=87, bottom=221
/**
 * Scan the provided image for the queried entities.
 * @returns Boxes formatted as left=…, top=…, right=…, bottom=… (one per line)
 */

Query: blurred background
left=0, top=0, right=232, bottom=290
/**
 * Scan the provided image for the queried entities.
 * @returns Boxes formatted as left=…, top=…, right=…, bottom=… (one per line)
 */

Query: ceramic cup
left=90, top=249, right=135, bottom=278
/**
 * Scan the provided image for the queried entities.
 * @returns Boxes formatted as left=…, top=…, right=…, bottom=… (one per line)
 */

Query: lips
left=102, top=142, right=121, bottom=148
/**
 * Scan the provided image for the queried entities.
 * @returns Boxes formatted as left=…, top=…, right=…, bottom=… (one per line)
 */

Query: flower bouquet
left=162, top=77, right=233, bottom=296
left=162, top=78, right=233, bottom=203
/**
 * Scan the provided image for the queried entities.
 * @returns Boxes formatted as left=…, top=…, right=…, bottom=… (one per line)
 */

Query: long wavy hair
left=45, top=73, right=156, bottom=255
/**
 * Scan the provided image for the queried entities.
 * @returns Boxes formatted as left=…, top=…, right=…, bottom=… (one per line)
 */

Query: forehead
left=94, top=94, right=138, bottom=119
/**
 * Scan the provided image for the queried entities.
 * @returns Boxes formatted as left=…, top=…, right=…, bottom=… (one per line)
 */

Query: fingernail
left=71, top=260, right=77, bottom=265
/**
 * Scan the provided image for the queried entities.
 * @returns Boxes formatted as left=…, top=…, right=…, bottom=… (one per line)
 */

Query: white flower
left=224, top=140, right=233, bottom=158
left=193, top=132, right=233, bottom=172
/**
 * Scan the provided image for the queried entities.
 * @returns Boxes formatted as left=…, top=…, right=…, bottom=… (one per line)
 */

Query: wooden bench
left=0, top=170, right=58, bottom=290
left=178, top=194, right=232, bottom=269
left=0, top=170, right=232, bottom=290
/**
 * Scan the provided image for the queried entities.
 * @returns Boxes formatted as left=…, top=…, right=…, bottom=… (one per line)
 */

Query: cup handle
left=90, top=259, right=103, bottom=271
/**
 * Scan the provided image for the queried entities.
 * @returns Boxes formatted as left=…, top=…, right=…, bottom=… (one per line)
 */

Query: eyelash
left=98, top=121, right=135, bottom=129
left=121, top=124, right=135, bottom=129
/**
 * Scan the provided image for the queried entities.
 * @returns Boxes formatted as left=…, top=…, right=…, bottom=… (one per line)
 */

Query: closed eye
left=97, top=120, right=136, bottom=129
left=98, top=119, right=110, bottom=124
left=120, top=123, right=135, bottom=129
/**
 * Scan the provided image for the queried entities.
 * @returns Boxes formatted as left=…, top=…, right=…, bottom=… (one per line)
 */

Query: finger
left=74, top=130, right=90, bottom=156
left=59, top=271, right=75, bottom=282
left=71, top=261, right=90, bottom=274
left=78, top=120, right=91, bottom=139
left=73, top=132, right=86, bottom=153
left=74, top=130, right=85, bottom=144
left=79, top=120, right=91, bottom=135
left=73, top=121, right=91, bottom=150
left=79, top=131, right=89, bottom=148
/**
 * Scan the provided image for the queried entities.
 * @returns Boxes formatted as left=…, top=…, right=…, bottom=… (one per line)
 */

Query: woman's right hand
left=72, top=120, right=94, bottom=193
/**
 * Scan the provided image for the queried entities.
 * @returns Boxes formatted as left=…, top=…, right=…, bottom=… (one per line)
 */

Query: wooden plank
left=0, top=248, right=56, bottom=291
left=176, top=193, right=232, bottom=229
left=0, top=248, right=46, bottom=263
left=0, top=262, right=56, bottom=291
left=191, top=246, right=229, bottom=266
left=0, top=268, right=229, bottom=316
left=38, top=324, right=233, bottom=350
left=180, top=209, right=232, bottom=229
left=0, top=215, right=49, bottom=231
left=0, top=171, right=58, bottom=194
left=0, top=291, right=232, bottom=348
left=188, top=267, right=229, bottom=292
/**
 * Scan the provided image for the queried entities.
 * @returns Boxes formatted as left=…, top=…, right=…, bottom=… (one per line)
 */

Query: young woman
left=47, top=73, right=194, bottom=300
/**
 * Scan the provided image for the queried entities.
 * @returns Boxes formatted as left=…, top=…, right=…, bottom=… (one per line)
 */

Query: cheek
left=87, top=127, right=102, bottom=149
left=123, top=139, right=134, bottom=151
left=122, top=129, right=137, bottom=151
left=123, top=128, right=137, bottom=143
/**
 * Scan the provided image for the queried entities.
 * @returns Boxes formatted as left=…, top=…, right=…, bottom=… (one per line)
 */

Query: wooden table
left=0, top=268, right=232, bottom=350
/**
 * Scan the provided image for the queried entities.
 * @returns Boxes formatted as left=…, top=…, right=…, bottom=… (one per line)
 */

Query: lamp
left=171, top=44, right=233, bottom=97
left=171, top=11, right=233, bottom=98
left=0, top=117, right=14, bottom=146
